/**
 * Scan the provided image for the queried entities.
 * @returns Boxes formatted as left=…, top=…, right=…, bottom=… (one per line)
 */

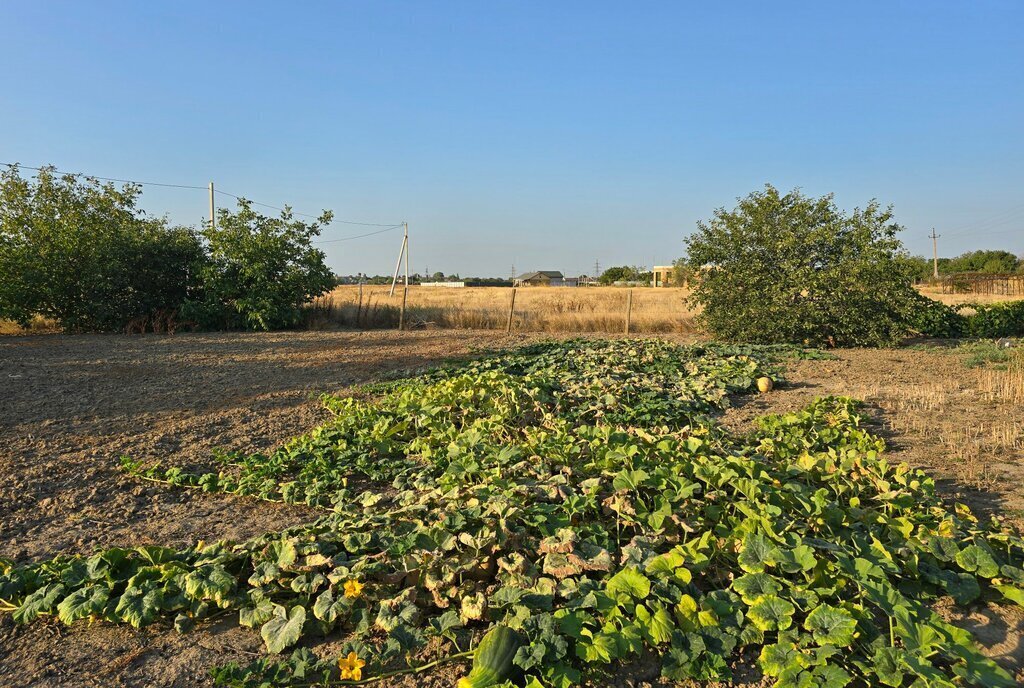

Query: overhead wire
left=1, top=162, right=403, bottom=235
left=1, top=162, right=207, bottom=190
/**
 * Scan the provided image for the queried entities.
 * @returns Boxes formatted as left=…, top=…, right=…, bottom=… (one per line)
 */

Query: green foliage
left=4, top=339, right=1022, bottom=688
left=0, top=164, right=204, bottom=331
left=908, top=250, right=1023, bottom=281
left=182, top=200, right=334, bottom=331
left=670, top=257, right=691, bottom=287
left=910, top=298, right=1024, bottom=339
left=598, top=265, right=649, bottom=285
left=684, top=185, right=921, bottom=347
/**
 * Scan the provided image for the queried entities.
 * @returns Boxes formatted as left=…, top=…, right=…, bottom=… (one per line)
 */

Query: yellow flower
left=338, top=651, right=365, bottom=680
left=343, top=579, right=364, bottom=599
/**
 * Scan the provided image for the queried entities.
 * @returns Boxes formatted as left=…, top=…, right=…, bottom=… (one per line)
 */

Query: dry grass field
left=317, top=285, right=699, bottom=333
left=916, top=284, right=1024, bottom=307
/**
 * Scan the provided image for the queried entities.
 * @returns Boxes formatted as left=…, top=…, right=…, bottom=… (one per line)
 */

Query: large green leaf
left=13, top=584, right=65, bottom=623
left=184, top=565, right=235, bottom=604
left=803, top=604, right=857, bottom=646
left=955, top=545, right=999, bottom=578
left=635, top=603, right=673, bottom=644
left=115, top=585, right=163, bottom=628
left=605, top=568, right=650, bottom=602
left=738, top=532, right=774, bottom=574
left=747, top=595, right=795, bottom=631
left=260, top=605, right=306, bottom=654
left=732, top=572, right=782, bottom=603
left=57, top=585, right=110, bottom=625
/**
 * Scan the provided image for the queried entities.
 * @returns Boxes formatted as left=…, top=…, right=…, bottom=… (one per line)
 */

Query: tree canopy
left=684, top=185, right=919, bottom=347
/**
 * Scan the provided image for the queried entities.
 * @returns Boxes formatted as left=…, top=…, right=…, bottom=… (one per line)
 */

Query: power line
left=941, top=203, right=1024, bottom=236
left=2, top=162, right=401, bottom=230
left=313, top=225, right=404, bottom=244
left=1, top=162, right=207, bottom=190
left=213, top=189, right=399, bottom=227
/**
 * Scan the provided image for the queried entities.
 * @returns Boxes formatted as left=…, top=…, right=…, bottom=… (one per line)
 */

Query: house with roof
left=513, top=270, right=565, bottom=287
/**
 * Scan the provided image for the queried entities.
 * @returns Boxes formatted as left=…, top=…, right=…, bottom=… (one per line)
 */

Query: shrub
left=960, top=301, right=1024, bottom=338
left=183, top=200, right=334, bottom=330
left=684, top=185, right=920, bottom=347
left=906, top=293, right=966, bottom=338
left=0, top=165, right=204, bottom=332
left=909, top=298, right=1024, bottom=339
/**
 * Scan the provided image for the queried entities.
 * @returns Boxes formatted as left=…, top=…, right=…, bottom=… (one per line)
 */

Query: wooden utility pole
left=929, top=229, right=941, bottom=279
left=624, top=289, right=633, bottom=335
left=506, top=287, right=517, bottom=334
left=389, top=223, right=409, bottom=297
left=208, top=182, right=215, bottom=230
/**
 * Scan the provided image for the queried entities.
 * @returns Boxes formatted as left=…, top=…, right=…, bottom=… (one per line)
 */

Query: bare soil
left=1, top=333, right=1022, bottom=686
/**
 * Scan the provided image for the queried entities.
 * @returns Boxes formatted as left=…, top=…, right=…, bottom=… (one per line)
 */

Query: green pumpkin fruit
left=456, top=625, right=521, bottom=688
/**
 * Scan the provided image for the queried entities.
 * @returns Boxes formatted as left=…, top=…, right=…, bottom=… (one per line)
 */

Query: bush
left=684, top=185, right=920, bottom=347
left=0, top=165, right=204, bottom=332
left=960, top=301, right=1024, bottom=338
left=906, top=293, right=967, bottom=338
left=182, top=200, right=334, bottom=330
left=909, top=298, right=1024, bottom=339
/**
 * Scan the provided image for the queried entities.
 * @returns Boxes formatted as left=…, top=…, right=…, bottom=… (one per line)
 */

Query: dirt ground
left=1, top=332, right=1022, bottom=686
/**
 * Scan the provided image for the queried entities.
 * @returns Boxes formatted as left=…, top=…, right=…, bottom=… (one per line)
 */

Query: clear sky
left=1, top=1, right=1021, bottom=277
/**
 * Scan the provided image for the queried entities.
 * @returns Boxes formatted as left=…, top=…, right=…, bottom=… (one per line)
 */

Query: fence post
left=506, top=287, right=517, bottom=334
left=624, top=289, right=633, bottom=335
left=399, top=286, right=408, bottom=331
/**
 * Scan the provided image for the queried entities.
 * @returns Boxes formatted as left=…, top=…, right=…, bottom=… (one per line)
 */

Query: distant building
left=514, top=270, right=565, bottom=287
left=651, top=265, right=675, bottom=287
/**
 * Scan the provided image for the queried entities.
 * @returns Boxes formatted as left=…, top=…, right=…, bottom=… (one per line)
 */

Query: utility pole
left=208, top=182, right=215, bottom=230
left=594, top=259, right=600, bottom=278
left=929, top=228, right=941, bottom=279
left=389, top=222, right=409, bottom=297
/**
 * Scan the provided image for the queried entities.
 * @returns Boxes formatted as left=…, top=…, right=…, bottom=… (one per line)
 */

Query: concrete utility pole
left=389, top=222, right=409, bottom=297
left=208, top=182, right=215, bottom=230
left=929, top=229, right=941, bottom=279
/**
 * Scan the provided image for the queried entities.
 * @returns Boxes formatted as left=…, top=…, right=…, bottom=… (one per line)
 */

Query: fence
left=419, top=282, right=466, bottom=288
left=937, top=273, right=1024, bottom=296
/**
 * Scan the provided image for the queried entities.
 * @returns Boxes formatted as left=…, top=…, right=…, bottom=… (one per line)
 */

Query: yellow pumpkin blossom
left=343, top=579, right=364, bottom=599
left=338, top=651, right=365, bottom=680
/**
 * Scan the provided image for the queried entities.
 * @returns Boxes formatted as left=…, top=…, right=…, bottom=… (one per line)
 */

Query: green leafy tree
left=949, top=250, right=1020, bottom=274
left=684, top=185, right=919, bottom=347
left=670, top=257, right=691, bottom=286
left=184, top=200, right=334, bottom=330
left=908, top=250, right=1022, bottom=280
left=599, top=265, right=648, bottom=285
left=0, top=165, right=203, bottom=331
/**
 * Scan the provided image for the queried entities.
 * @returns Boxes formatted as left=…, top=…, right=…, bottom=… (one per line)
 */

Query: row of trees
left=907, top=250, right=1023, bottom=280
left=0, top=166, right=334, bottom=332
left=598, top=265, right=652, bottom=284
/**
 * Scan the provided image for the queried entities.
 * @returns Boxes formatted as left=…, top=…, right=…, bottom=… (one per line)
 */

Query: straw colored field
left=916, top=284, right=1024, bottom=306
left=319, top=285, right=699, bottom=333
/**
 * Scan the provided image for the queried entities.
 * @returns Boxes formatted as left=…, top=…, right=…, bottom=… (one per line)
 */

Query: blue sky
left=1, top=1, right=1021, bottom=277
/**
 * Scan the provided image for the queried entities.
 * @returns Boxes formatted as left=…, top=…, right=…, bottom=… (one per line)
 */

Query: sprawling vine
left=2, top=339, right=1021, bottom=688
